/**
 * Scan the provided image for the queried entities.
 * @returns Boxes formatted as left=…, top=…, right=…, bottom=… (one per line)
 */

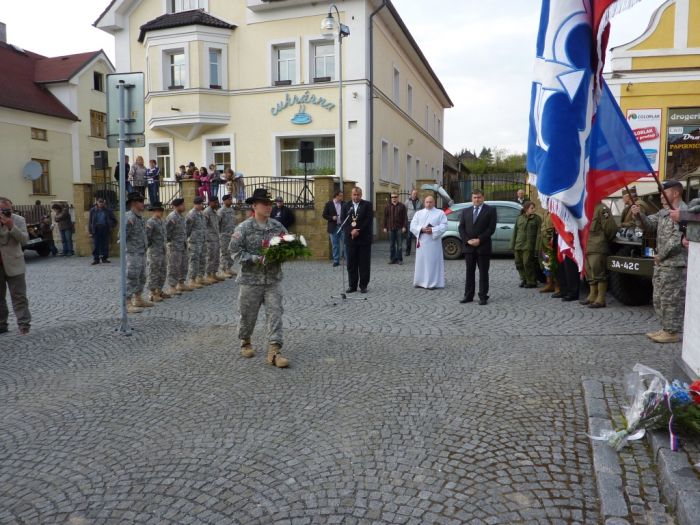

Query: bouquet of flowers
left=600, top=364, right=700, bottom=451
left=260, top=234, right=311, bottom=264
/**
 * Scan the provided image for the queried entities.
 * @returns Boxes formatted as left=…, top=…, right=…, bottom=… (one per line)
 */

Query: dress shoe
left=346, top=287, right=357, bottom=294
left=479, top=299, right=488, bottom=305
left=388, top=261, right=396, bottom=265
left=459, top=296, right=473, bottom=304
left=91, top=260, right=100, bottom=265
left=360, top=288, right=367, bottom=294
left=397, top=261, right=403, bottom=265
left=551, top=292, right=563, bottom=298
left=101, top=258, right=111, bottom=263
left=519, top=281, right=526, bottom=288
left=0, top=327, right=8, bottom=334
left=405, top=251, right=411, bottom=256
left=523, top=284, right=537, bottom=289
left=562, top=295, right=579, bottom=302
left=333, top=262, right=340, bottom=267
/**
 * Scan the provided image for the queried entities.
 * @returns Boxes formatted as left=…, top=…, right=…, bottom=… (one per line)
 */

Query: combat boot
left=580, top=283, right=597, bottom=306
left=214, top=271, right=228, bottom=281
left=133, top=293, right=155, bottom=308
left=148, top=289, right=164, bottom=303
left=589, top=281, right=607, bottom=308
left=225, top=269, right=237, bottom=278
left=177, top=281, right=194, bottom=292
left=186, top=279, right=203, bottom=289
left=650, top=330, right=681, bottom=344
left=205, top=274, right=219, bottom=284
left=539, top=276, right=555, bottom=293
left=159, top=289, right=172, bottom=299
left=164, top=286, right=181, bottom=296
left=196, top=276, right=212, bottom=286
left=241, top=339, right=255, bottom=358
left=127, top=303, right=144, bottom=314
left=267, top=343, right=289, bottom=368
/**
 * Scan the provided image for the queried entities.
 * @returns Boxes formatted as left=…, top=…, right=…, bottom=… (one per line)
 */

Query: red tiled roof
left=35, top=51, right=102, bottom=83
left=0, top=42, right=80, bottom=121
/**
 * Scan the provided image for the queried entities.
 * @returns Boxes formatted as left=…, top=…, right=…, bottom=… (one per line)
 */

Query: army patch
left=232, top=231, right=242, bottom=240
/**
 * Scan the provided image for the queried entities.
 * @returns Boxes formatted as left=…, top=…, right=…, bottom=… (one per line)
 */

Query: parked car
left=441, top=200, right=522, bottom=259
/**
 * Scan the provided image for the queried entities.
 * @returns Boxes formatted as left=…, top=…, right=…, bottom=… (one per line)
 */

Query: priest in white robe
left=410, top=196, right=448, bottom=289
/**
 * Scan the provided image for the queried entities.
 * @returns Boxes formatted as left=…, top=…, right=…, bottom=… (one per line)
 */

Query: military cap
left=662, top=180, right=683, bottom=191
left=171, top=198, right=185, bottom=207
left=208, top=195, right=219, bottom=203
left=148, top=201, right=164, bottom=211
left=622, top=186, right=638, bottom=197
left=245, top=188, right=273, bottom=205
left=221, top=194, right=233, bottom=201
left=126, top=191, right=145, bottom=204
left=193, top=196, right=205, bottom=205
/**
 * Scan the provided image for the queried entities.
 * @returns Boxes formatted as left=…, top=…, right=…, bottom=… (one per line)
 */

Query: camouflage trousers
left=206, top=239, right=220, bottom=274
left=585, top=253, right=608, bottom=283
left=147, top=249, right=167, bottom=290
left=219, top=233, right=233, bottom=271
left=652, top=265, right=686, bottom=333
left=187, top=241, right=206, bottom=280
left=166, top=242, right=188, bottom=287
left=238, top=283, right=283, bottom=346
left=126, top=253, right=146, bottom=296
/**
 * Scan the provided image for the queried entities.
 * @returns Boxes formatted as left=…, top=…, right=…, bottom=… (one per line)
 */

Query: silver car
left=441, top=200, right=523, bottom=259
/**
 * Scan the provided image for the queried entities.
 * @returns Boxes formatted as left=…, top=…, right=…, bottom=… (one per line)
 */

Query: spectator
left=271, top=197, right=295, bottom=229
left=0, top=196, right=31, bottom=335
left=224, top=168, right=235, bottom=199
left=176, top=164, right=187, bottom=182
left=383, top=193, right=408, bottom=265
left=515, top=189, right=526, bottom=206
left=510, top=201, right=541, bottom=288
left=323, top=190, right=344, bottom=266
left=233, top=172, right=246, bottom=206
left=580, top=202, right=617, bottom=308
left=146, top=159, right=160, bottom=204
left=129, top=156, right=148, bottom=197
left=410, top=195, right=448, bottom=289
left=52, top=203, right=74, bottom=256
left=114, top=155, right=131, bottom=192
left=404, top=189, right=423, bottom=256
left=209, top=164, right=222, bottom=200
left=196, top=166, right=210, bottom=200
left=38, top=215, right=57, bottom=256
left=88, top=198, right=117, bottom=265
left=537, top=209, right=558, bottom=294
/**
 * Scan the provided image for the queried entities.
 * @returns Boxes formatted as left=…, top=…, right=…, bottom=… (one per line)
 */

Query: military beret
left=171, top=198, right=185, bottom=206
left=208, top=195, right=219, bottom=203
left=222, top=194, right=232, bottom=201
left=193, top=196, right=205, bottom=205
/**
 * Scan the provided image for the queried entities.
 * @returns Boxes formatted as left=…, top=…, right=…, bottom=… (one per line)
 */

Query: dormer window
left=168, top=0, right=203, bottom=13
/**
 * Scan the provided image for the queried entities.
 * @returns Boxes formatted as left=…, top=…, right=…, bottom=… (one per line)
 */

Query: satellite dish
left=22, top=161, right=43, bottom=181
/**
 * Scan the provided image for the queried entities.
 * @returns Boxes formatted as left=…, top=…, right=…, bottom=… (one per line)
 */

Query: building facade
left=95, top=0, right=452, bottom=202
left=0, top=30, right=115, bottom=206
left=606, top=0, right=700, bottom=187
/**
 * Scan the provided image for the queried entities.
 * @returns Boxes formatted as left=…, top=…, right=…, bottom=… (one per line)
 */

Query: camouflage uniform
left=186, top=207, right=207, bottom=280
left=203, top=205, right=221, bottom=275
left=146, top=215, right=167, bottom=290
left=680, top=198, right=700, bottom=243
left=637, top=201, right=688, bottom=333
left=125, top=210, right=147, bottom=296
left=218, top=205, right=237, bottom=272
left=229, top=217, right=287, bottom=346
left=165, top=210, right=187, bottom=287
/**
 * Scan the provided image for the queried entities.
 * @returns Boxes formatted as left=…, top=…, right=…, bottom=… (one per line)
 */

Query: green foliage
left=462, top=147, right=527, bottom=175
left=261, top=237, right=312, bottom=264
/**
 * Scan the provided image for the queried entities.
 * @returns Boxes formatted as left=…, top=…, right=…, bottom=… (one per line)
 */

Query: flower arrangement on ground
left=259, top=234, right=311, bottom=265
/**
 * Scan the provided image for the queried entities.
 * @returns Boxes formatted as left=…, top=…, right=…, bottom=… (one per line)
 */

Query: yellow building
left=0, top=26, right=115, bottom=208
left=95, top=0, right=452, bottom=202
left=606, top=0, right=700, bottom=189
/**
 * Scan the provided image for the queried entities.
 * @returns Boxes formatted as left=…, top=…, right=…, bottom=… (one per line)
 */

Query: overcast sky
left=2, top=0, right=667, bottom=155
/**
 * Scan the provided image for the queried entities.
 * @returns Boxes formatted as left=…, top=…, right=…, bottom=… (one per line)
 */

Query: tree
left=478, top=147, right=494, bottom=165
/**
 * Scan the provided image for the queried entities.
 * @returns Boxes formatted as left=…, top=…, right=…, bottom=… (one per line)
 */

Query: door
left=493, top=204, right=520, bottom=253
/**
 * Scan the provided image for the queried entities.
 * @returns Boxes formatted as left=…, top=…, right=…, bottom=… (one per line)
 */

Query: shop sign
left=666, top=107, right=700, bottom=180
left=626, top=108, right=662, bottom=174
left=270, top=90, right=336, bottom=125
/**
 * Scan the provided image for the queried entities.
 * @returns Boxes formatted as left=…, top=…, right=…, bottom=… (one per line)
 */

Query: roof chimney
left=0, top=23, right=6, bottom=43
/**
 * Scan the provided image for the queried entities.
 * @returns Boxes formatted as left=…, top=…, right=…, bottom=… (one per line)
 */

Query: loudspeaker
left=94, top=150, right=109, bottom=170
left=299, top=141, right=314, bottom=164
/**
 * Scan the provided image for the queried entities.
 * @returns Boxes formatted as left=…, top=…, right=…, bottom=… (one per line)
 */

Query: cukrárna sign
left=271, top=91, right=335, bottom=125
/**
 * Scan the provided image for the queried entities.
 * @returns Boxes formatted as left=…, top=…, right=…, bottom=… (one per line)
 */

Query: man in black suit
left=458, top=189, right=497, bottom=305
left=341, top=187, right=373, bottom=293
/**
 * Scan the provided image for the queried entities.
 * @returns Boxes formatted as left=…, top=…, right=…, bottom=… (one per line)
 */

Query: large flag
left=527, top=0, right=649, bottom=268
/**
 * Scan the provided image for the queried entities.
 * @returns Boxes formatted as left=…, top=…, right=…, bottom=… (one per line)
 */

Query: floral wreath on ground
left=259, top=234, right=312, bottom=265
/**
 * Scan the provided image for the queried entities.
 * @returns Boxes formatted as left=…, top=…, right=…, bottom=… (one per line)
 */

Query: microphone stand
left=331, top=206, right=367, bottom=304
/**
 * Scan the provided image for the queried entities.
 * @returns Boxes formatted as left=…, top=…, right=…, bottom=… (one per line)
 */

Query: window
left=415, top=159, right=420, bottom=181
left=392, top=67, right=400, bottom=105
left=90, top=110, right=107, bottom=138
left=167, top=51, right=185, bottom=89
left=437, top=118, right=442, bottom=141
left=156, top=146, right=171, bottom=180
left=31, top=159, right=50, bottom=195
left=312, top=41, right=335, bottom=81
left=31, top=127, right=47, bottom=141
left=406, top=154, right=413, bottom=190
left=434, top=113, right=437, bottom=137
left=407, top=84, right=413, bottom=116
left=496, top=205, right=521, bottom=224
left=380, top=140, right=389, bottom=182
left=211, top=139, right=231, bottom=173
left=393, top=146, right=400, bottom=184
left=280, top=136, right=335, bottom=176
left=209, top=49, right=222, bottom=88
left=274, top=44, right=296, bottom=85
left=169, top=0, right=199, bottom=13
left=93, top=72, right=104, bottom=92
left=425, top=106, right=429, bottom=130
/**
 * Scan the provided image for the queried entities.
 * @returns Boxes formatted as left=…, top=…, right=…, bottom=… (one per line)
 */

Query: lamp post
left=321, top=5, right=350, bottom=190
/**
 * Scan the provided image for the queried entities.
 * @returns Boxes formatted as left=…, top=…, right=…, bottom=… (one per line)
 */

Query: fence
left=236, top=176, right=317, bottom=209
left=449, top=173, right=529, bottom=203
left=12, top=204, right=52, bottom=225
left=92, top=180, right=182, bottom=208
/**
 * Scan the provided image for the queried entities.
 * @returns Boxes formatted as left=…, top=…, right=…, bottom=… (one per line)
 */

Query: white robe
left=410, top=207, right=448, bottom=289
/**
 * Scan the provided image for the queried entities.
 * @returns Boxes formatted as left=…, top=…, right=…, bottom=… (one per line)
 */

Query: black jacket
left=271, top=205, right=295, bottom=229
left=341, top=200, right=373, bottom=245
left=88, top=206, right=117, bottom=235
left=458, top=203, right=497, bottom=255
left=114, top=163, right=130, bottom=182
left=322, top=199, right=343, bottom=234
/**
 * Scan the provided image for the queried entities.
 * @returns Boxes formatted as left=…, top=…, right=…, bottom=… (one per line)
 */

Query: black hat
left=188, top=161, right=196, bottom=168
left=126, top=192, right=145, bottom=204
left=222, top=194, right=232, bottom=201
left=208, top=195, right=219, bottom=203
left=193, top=196, right=205, bottom=205
left=171, top=198, right=185, bottom=207
left=662, top=180, right=683, bottom=191
left=245, top=188, right=273, bottom=205
left=148, top=202, right=164, bottom=211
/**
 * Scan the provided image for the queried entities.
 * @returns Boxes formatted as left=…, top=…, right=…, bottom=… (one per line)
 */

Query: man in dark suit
left=341, top=187, right=373, bottom=293
left=322, top=190, right=344, bottom=266
left=458, top=189, right=497, bottom=305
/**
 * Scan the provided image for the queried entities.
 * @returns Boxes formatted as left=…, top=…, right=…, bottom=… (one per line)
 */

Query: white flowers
left=283, top=234, right=295, bottom=242
left=269, top=236, right=282, bottom=246
left=299, top=235, right=307, bottom=247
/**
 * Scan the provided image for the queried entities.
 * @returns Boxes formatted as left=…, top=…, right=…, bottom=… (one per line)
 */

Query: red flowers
left=262, top=239, right=270, bottom=248
left=690, top=380, right=700, bottom=404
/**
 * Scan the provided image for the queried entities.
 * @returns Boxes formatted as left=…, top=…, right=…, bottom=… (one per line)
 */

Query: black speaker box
left=94, top=150, right=109, bottom=170
left=299, top=141, right=315, bottom=164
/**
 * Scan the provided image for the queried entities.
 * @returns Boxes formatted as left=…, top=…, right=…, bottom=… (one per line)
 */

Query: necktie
left=473, top=206, right=480, bottom=221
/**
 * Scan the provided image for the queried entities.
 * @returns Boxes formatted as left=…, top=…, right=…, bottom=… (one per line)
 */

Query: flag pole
left=649, top=172, right=675, bottom=211
left=624, top=184, right=636, bottom=205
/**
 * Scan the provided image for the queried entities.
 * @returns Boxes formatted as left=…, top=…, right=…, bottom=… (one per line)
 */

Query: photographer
left=0, top=197, right=31, bottom=335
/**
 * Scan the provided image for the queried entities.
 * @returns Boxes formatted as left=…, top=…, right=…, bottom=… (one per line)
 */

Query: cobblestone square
left=0, top=247, right=680, bottom=524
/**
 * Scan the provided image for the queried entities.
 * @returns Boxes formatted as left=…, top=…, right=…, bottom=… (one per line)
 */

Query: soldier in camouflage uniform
left=145, top=202, right=169, bottom=302
left=218, top=193, right=237, bottom=277
left=124, top=192, right=154, bottom=313
left=580, top=202, right=617, bottom=308
left=164, top=198, right=190, bottom=296
left=229, top=188, right=289, bottom=368
left=633, top=180, right=688, bottom=343
left=203, top=195, right=225, bottom=283
left=186, top=196, right=208, bottom=288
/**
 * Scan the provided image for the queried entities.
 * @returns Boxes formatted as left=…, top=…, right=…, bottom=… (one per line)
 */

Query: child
left=510, top=201, right=542, bottom=288
left=39, top=215, right=58, bottom=256
left=196, top=166, right=210, bottom=200
left=146, top=159, right=160, bottom=204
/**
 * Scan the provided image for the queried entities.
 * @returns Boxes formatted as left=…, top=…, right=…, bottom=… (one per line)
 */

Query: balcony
left=147, top=91, right=230, bottom=141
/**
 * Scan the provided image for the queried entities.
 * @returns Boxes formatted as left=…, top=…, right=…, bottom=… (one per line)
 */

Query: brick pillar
left=181, top=178, right=198, bottom=206
left=306, top=177, right=334, bottom=261
left=343, top=180, right=357, bottom=198
left=72, top=183, right=93, bottom=257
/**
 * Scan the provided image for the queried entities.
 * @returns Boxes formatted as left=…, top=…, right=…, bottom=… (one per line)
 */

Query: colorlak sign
left=626, top=108, right=662, bottom=175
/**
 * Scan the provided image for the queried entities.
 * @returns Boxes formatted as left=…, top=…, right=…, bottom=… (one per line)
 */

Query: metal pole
left=338, top=24, right=344, bottom=190
left=117, top=80, right=130, bottom=335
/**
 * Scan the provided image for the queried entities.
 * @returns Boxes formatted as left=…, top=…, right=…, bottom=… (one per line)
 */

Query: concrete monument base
left=676, top=241, right=699, bottom=382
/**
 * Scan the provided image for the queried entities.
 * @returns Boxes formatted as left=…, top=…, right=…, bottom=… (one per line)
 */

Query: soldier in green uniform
left=633, top=180, right=688, bottom=343
left=218, top=194, right=237, bottom=278
left=164, top=198, right=191, bottom=296
left=510, top=201, right=542, bottom=288
left=537, top=209, right=559, bottom=294
left=186, top=196, right=208, bottom=288
left=580, top=202, right=617, bottom=308
left=125, top=192, right=154, bottom=313
left=620, top=186, right=649, bottom=228
left=203, top=195, right=225, bottom=283
left=229, top=188, right=289, bottom=368
left=145, top=202, right=169, bottom=303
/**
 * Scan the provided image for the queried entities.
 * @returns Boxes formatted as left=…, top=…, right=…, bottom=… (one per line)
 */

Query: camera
left=1, top=208, right=12, bottom=218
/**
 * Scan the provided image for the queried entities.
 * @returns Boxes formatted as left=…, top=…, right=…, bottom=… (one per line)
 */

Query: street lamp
left=321, top=5, right=350, bottom=190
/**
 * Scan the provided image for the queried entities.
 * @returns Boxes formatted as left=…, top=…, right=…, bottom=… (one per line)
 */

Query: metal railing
left=449, top=173, right=529, bottom=203
left=236, top=176, right=316, bottom=209
left=12, top=204, right=52, bottom=225
left=93, top=180, right=182, bottom=208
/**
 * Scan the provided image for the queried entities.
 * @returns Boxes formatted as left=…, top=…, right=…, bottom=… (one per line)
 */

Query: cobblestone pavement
left=0, top=246, right=682, bottom=524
